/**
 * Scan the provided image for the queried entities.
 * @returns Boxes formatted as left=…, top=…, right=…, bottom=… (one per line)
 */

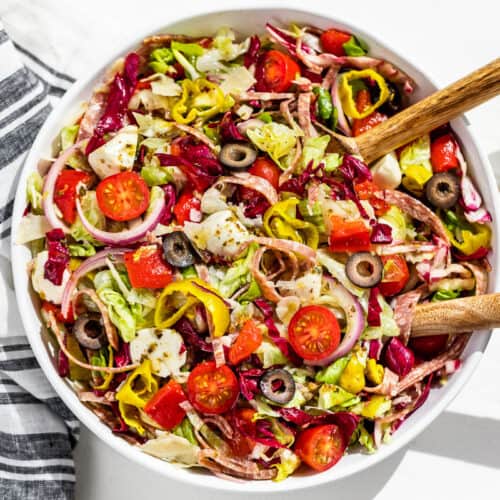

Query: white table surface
left=7, top=0, right=500, bottom=498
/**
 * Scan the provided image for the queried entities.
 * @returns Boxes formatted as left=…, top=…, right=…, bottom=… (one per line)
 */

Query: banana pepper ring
left=172, top=78, right=226, bottom=124
left=445, top=222, right=491, bottom=256
left=339, top=69, right=390, bottom=119
left=93, top=345, right=114, bottom=391
left=263, top=198, right=319, bottom=249
left=154, top=278, right=230, bottom=337
left=116, top=359, right=158, bottom=435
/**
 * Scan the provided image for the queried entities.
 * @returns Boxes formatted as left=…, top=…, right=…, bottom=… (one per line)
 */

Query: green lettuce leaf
left=70, top=191, right=105, bottom=246
left=362, top=294, right=400, bottom=339
left=255, top=339, right=288, bottom=368
left=318, top=384, right=356, bottom=409
left=272, top=450, right=301, bottom=482
left=299, top=135, right=330, bottom=170
left=140, top=164, right=173, bottom=186
left=26, top=171, right=43, bottom=214
left=247, top=122, right=298, bottom=168
left=315, top=356, right=349, bottom=384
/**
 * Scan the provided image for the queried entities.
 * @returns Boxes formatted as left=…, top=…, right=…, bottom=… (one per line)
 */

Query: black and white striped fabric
left=0, top=21, right=79, bottom=500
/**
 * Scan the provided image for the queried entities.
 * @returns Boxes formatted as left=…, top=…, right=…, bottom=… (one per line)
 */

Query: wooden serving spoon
left=328, top=58, right=500, bottom=163
left=411, top=293, right=500, bottom=337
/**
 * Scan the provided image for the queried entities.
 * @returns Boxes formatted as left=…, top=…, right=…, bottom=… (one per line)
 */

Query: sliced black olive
left=73, top=313, right=107, bottom=350
left=219, top=143, right=257, bottom=170
left=163, top=231, right=195, bottom=268
left=346, top=252, right=383, bottom=288
left=259, top=368, right=296, bottom=405
left=425, top=172, right=460, bottom=209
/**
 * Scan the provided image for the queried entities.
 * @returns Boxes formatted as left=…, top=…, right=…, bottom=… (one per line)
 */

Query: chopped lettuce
left=247, top=123, right=298, bottom=168
left=16, top=214, right=50, bottom=244
left=60, top=124, right=79, bottom=150
left=362, top=293, right=400, bottom=339
left=318, top=384, right=356, bottom=409
left=26, top=171, right=43, bottom=214
left=196, top=28, right=251, bottom=73
left=255, top=339, right=288, bottom=368
left=379, top=206, right=416, bottom=243
left=218, top=243, right=259, bottom=298
left=315, top=356, right=350, bottom=384
left=299, top=135, right=330, bottom=171
left=172, top=49, right=201, bottom=80
left=399, top=135, right=433, bottom=193
left=317, top=249, right=365, bottom=297
left=133, top=112, right=173, bottom=137
left=140, top=164, right=173, bottom=186
left=68, top=239, right=96, bottom=257
left=97, top=287, right=136, bottom=342
left=173, top=418, right=197, bottom=446
left=272, top=449, right=301, bottom=482
left=70, top=191, right=105, bottom=246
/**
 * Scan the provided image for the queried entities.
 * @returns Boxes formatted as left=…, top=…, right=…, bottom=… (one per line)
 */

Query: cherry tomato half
left=54, top=169, right=92, bottom=224
left=320, top=29, right=352, bottom=56
left=96, top=171, right=150, bottom=222
left=228, top=319, right=263, bottom=365
left=378, top=255, right=410, bottom=297
left=256, top=50, right=300, bottom=93
left=249, top=157, right=281, bottom=190
left=173, top=190, right=201, bottom=226
left=288, top=305, right=341, bottom=361
left=144, top=379, right=187, bottom=430
left=187, top=361, right=239, bottom=415
left=124, top=245, right=173, bottom=289
left=295, top=424, right=346, bottom=471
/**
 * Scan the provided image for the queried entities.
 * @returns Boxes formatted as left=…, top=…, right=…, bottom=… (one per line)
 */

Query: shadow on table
left=75, top=411, right=500, bottom=500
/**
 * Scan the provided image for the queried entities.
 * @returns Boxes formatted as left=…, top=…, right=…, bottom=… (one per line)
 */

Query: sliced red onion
left=61, top=248, right=127, bottom=318
left=42, top=142, right=83, bottom=233
left=306, top=277, right=364, bottom=366
left=75, top=187, right=165, bottom=246
left=460, top=176, right=482, bottom=211
left=464, top=207, right=492, bottom=224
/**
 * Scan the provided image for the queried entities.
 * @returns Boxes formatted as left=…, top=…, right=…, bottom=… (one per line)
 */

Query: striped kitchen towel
left=0, top=21, right=79, bottom=500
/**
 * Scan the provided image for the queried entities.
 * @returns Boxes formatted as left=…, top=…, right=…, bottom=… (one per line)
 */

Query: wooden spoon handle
left=354, top=58, right=500, bottom=164
left=411, top=293, right=500, bottom=337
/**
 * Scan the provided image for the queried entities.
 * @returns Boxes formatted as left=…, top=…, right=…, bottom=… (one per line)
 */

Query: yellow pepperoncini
left=339, top=69, right=390, bottom=119
left=66, top=335, right=91, bottom=382
left=365, top=358, right=384, bottom=386
left=172, top=78, right=228, bottom=124
left=263, top=198, right=319, bottom=249
left=116, top=360, right=158, bottom=435
left=93, top=345, right=114, bottom=391
left=154, top=278, right=230, bottom=337
left=445, top=222, right=491, bottom=256
left=361, top=395, right=391, bottom=419
left=338, top=355, right=366, bottom=394
left=402, top=164, right=433, bottom=195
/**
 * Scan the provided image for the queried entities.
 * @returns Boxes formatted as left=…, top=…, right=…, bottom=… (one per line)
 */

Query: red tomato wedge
left=144, top=379, right=187, bottom=430
left=431, top=133, right=459, bottom=172
left=379, top=255, right=410, bottom=297
left=329, top=215, right=371, bottom=253
left=124, top=245, right=173, bottom=289
left=256, top=50, right=300, bottom=93
left=288, top=305, right=341, bottom=361
left=320, top=29, right=352, bottom=56
left=96, top=171, right=150, bottom=222
left=54, top=169, right=92, bottom=224
left=41, top=301, right=74, bottom=323
left=228, top=319, right=263, bottom=365
left=295, top=424, right=346, bottom=471
left=187, top=361, right=239, bottom=415
left=173, top=190, right=201, bottom=226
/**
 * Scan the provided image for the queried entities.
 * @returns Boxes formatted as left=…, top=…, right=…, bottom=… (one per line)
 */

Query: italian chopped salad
left=19, top=22, right=492, bottom=481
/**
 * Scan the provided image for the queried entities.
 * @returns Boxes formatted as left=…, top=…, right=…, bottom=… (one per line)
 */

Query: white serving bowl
left=10, top=7, right=500, bottom=493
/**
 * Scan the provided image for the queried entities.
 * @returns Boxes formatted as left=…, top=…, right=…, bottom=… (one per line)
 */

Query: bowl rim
left=10, top=5, right=500, bottom=493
